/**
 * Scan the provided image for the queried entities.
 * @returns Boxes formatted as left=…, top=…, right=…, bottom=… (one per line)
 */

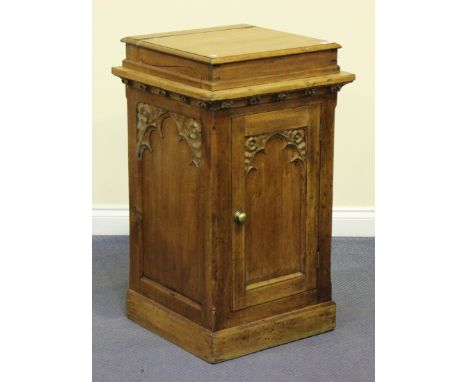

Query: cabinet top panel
left=121, top=24, right=341, bottom=64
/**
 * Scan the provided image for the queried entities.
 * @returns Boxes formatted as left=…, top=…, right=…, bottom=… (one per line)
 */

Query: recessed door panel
left=232, top=105, right=321, bottom=310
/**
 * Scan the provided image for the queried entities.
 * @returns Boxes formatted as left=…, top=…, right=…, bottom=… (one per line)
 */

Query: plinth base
left=126, top=289, right=336, bottom=363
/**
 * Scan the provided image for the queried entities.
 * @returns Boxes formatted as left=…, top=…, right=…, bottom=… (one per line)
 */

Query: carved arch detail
left=244, top=128, right=307, bottom=174
left=136, top=102, right=202, bottom=166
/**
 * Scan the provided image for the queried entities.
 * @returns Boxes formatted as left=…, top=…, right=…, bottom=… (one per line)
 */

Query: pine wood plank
left=122, top=25, right=340, bottom=64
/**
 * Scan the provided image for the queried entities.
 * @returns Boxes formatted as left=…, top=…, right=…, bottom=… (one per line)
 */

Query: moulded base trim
left=126, top=288, right=336, bottom=363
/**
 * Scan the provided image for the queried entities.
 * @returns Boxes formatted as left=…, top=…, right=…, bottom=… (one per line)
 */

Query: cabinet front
left=232, top=105, right=321, bottom=310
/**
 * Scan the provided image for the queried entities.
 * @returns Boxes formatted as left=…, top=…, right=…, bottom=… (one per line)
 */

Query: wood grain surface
left=115, top=24, right=354, bottom=362
left=122, top=24, right=340, bottom=64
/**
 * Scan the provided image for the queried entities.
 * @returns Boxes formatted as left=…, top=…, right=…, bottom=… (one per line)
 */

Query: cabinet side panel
left=141, top=115, right=202, bottom=303
left=126, top=89, right=208, bottom=325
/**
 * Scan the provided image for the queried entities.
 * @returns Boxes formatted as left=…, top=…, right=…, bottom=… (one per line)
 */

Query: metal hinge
left=317, top=250, right=320, bottom=268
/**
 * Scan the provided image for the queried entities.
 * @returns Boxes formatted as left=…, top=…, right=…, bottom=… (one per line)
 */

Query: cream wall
left=93, top=0, right=374, bottom=209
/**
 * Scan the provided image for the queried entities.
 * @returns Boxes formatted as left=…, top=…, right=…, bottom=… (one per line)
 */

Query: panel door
left=232, top=105, right=321, bottom=310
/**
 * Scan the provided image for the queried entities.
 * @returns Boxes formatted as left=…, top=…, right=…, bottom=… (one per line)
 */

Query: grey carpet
left=93, top=236, right=374, bottom=382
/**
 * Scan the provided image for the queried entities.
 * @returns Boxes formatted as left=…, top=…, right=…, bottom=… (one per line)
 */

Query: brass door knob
left=234, top=211, right=247, bottom=224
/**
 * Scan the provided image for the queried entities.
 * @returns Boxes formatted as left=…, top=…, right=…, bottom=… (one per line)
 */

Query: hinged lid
left=122, top=24, right=341, bottom=64
left=113, top=24, right=355, bottom=101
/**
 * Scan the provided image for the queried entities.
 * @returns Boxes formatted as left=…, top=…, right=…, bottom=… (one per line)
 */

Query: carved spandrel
left=136, top=102, right=202, bottom=166
left=244, top=128, right=307, bottom=174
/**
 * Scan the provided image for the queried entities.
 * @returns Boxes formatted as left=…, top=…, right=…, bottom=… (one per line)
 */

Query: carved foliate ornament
left=302, top=88, right=317, bottom=96
left=244, top=128, right=307, bottom=174
left=330, top=84, right=343, bottom=93
left=273, top=93, right=288, bottom=101
left=126, top=78, right=348, bottom=109
left=248, top=96, right=260, bottom=105
left=136, top=103, right=202, bottom=166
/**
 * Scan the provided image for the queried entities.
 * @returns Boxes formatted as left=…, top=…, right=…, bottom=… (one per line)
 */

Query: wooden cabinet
left=113, top=24, right=354, bottom=363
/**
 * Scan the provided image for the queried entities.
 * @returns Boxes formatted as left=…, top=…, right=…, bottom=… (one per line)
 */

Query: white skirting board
left=92, top=205, right=375, bottom=237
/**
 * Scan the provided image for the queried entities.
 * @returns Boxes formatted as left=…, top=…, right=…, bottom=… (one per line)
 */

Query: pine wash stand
left=112, top=24, right=355, bottom=363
